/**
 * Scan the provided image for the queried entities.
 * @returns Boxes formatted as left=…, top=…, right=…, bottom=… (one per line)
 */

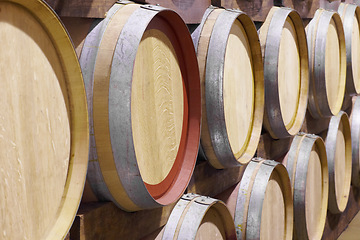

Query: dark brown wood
left=322, top=186, right=360, bottom=239
left=46, top=0, right=209, bottom=23
left=135, top=0, right=210, bottom=23
left=187, top=162, right=245, bottom=197
left=283, top=0, right=347, bottom=19
left=300, top=110, right=331, bottom=134
left=69, top=202, right=175, bottom=240
left=212, top=0, right=275, bottom=21
left=45, top=0, right=116, bottom=18
left=256, top=133, right=293, bottom=160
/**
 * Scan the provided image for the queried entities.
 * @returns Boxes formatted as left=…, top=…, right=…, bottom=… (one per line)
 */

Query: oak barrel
left=0, top=0, right=89, bottom=239
left=219, top=159, right=293, bottom=240
left=78, top=2, right=201, bottom=211
left=306, top=9, right=346, bottom=119
left=284, top=133, right=328, bottom=240
left=350, top=96, right=360, bottom=186
left=192, top=6, right=264, bottom=169
left=161, top=193, right=237, bottom=240
left=259, top=7, right=309, bottom=139
left=338, top=3, right=360, bottom=95
left=322, top=111, right=352, bottom=213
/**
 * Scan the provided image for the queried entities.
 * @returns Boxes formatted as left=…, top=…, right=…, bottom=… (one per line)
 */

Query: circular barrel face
left=223, top=19, right=254, bottom=159
left=305, top=145, right=323, bottom=239
left=195, top=208, right=227, bottom=240
left=326, top=112, right=351, bottom=213
left=352, top=14, right=360, bottom=91
left=325, top=18, right=341, bottom=112
left=260, top=171, right=286, bottom=240
left=0, top=1, right=87, bottom=239
left=85, top=3, right=200, bottom=210
left=132, top=28, right=184, bottom=186
left=278, top=17, right=300, bottom=130
left=335, top=121, right=347, bottom=206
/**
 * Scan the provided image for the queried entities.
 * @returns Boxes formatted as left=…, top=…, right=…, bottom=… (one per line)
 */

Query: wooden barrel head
left=223, top=18, right=254, bottom=159
left=260, top=7, right=308, bottom=139
left=162, top=194, right=237, bottom=239
left=0, top=0, right=88, bottom=239
left=81, top=3, right=201, bottom=211
left=132, top=28, right=184, bottom=186
left=325, top=111, right=352, bottom=213
left=326, top=18, right=341, bottom=111
left=352, top=12, right=360, bottom=92
left=307, top=9, right=346, bottom=118
left=234, top=159, right=293, bottom=240
left=350, top=96, right=360, bottom=186
left=193, top=7, right=264, bottom=168
left=260, top=171, right=286, bottom=240
left=306, top=144, right=325, bottom=239
left=338, top=3, right=360, bottom=94
left=278, top=16, right=301, bottom=129
left=285, top=133, right=328, bottom=239
left=195, top=206, right=229, bottom=239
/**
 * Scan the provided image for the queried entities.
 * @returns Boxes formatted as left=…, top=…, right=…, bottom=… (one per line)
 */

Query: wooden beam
left=135, top=0, right=211, bottom=23
left=187, top=162, right=245, bottom=197
left=69, top=202, right=175, bottom=240
left=45, top=0, right=116, bottom=18
left=46, top=0, right=210, bottom=23
left=211, top=0, right=277, bottom=22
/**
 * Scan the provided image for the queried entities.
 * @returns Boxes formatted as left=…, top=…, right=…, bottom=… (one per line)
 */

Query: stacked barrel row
left=142, top=2, right=360, bottom=240
left=1, top=0, right=360, bottom=239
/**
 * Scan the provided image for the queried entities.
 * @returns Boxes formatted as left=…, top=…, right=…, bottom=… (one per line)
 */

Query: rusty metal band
left=263, top=8, right=306, bottom=138
left=205, top=9, right=246, bottom=168
left=246, top=160, right=292, bottom=240
left=162, top=193, right=200, bottom=240
left=109, top=6, right=200, bottom=209
left=339, top=4, right=358, bottom=94
left=234, top=159, right=264, bottom=240
left=351, top=96, right=360, bottom=186
left=325, top=111, right=352, bottom=213
left=79, top=4, right=123, bottom=203
left=191, top=6, right=216, bottom=52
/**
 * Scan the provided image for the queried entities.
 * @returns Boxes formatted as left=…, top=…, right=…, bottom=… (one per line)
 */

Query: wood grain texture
left=0, top=1, right=88, bottom=239
left=0, top=4, right=69, bottom=239
left=132, top=29, right=184, bottom=185
left=223, top=19, right=254, bottom=159
left=260, top=171, right=285, bottom=240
